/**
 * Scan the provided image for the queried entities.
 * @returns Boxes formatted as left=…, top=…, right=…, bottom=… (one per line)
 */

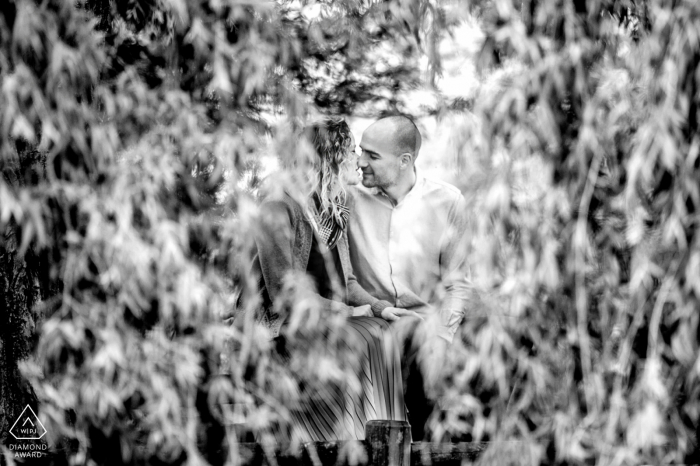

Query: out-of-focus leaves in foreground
left=2, top=0, right=700, bottom=465
left=0, top=0, right=434, bottom=464
left=428, top=1, right=700, bottom=465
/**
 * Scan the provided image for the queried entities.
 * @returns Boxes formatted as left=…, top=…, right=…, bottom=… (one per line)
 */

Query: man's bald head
left=359, top=115, right=421, bottom=193
left=366, top=115, right=422, bottom=159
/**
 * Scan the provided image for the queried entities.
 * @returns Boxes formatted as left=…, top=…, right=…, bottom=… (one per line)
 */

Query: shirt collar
left=370, top=167, right=424, bottom=205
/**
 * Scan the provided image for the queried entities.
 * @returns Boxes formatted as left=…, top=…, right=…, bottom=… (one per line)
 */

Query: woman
left=252, top=118, right=405, bottom=442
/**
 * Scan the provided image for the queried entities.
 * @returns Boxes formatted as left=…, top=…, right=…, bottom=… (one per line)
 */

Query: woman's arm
left=255, top=200, right=296, bottom=303
left=318, top=294, right=356, bottom=316
left=257, top=199, right=355, bottom=317
left=347, top=272, right=392, bottom=316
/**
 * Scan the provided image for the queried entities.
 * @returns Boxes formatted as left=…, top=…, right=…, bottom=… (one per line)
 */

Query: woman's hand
left=380, top=307, right=423, bottom=322
left=351, top=305, right=373, bottom=317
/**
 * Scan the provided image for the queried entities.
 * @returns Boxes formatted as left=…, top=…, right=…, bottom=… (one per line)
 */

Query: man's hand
left=351, top=304, right=373, bottom=317
left=380, top=307, right=423, bottom=322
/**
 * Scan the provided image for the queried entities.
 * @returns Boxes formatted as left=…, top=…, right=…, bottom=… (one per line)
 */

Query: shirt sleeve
left=439, top=194, right=474, bottom=342
left=343, top=190, right=393, bottom=316
left=347, top=269, right=393, bottom=316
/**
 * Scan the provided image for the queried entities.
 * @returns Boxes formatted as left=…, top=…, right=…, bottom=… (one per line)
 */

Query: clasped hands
left=351, top=305, right=422, bottom=322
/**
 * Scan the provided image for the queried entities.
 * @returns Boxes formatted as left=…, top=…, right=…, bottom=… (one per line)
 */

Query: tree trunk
left=0, top=240, right=39, bottom=446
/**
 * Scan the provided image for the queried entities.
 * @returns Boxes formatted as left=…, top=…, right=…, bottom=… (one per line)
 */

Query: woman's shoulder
left=259, top=191, right=305, bottom=225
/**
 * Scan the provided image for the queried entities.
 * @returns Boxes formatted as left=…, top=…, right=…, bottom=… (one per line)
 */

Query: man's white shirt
left=347, top=173, right=473, bottom=341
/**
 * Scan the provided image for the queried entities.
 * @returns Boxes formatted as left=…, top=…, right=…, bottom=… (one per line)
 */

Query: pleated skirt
left=288, top=316, right=406, bottom=441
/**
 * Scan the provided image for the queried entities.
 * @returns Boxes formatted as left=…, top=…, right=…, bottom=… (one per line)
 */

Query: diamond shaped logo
left=9, top=405, right=47, bottom=440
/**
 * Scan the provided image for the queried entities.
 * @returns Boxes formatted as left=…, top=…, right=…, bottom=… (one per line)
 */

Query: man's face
left=358, top=128, right=401, bottom=189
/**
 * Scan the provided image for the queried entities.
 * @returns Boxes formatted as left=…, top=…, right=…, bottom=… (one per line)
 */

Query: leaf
left=626, top=402, right=666, bottom=451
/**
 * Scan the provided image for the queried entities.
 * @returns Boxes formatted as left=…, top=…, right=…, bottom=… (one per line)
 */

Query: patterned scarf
left=307, top=193, right=349, bottom=249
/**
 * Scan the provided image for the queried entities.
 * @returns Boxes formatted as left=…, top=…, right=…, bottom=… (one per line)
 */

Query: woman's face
left=339, top=133, right=362, bottom=186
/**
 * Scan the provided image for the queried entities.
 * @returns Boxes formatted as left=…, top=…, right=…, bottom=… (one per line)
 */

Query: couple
left=252, top=115, right=471, bottom=442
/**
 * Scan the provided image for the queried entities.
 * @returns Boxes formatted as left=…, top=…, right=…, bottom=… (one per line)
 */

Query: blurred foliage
left=431, top=0, right=700, bottom=465
left=0, top=0, right=440, bottom=464
left=1, top=0, right=700, bottom=465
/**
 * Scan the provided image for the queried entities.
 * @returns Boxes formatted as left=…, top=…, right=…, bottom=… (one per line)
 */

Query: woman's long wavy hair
left=306, top=118, right=353, bottom=222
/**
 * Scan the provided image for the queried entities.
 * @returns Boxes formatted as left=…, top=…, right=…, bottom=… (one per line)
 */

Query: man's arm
left=439, top=194, right=475, bottom=341
left=344, top=190, right=394, bottom=317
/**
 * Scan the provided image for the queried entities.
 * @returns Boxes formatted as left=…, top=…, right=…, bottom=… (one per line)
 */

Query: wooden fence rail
left=237, top=441, right=489, bottom=466
left=236, top=421, right=491, bottom=466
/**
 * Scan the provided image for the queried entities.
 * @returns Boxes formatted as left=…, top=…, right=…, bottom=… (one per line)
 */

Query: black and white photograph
left=1, top=0, right=700, bottom=465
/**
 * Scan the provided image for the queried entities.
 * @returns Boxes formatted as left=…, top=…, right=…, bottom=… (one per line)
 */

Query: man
left=347, top=115, right=474, bottom=439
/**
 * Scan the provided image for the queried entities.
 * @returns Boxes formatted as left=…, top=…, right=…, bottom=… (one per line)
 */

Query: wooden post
left=365, top=420, right=411, bottom=466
